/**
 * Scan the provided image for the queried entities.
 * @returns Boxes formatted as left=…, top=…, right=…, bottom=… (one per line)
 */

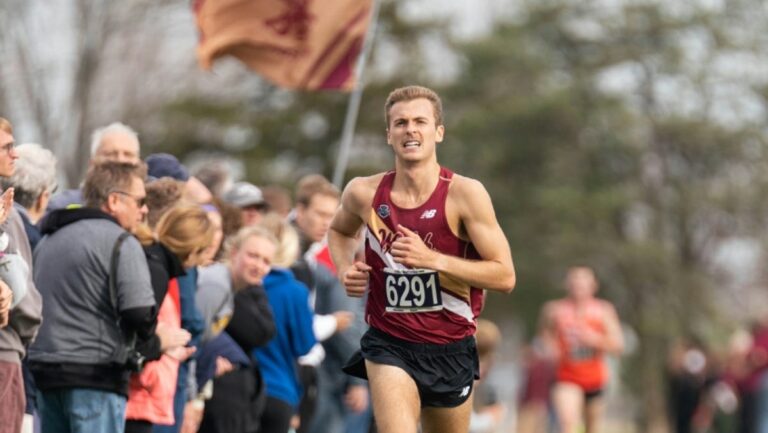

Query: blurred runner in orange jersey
left=539, top=266, right=624, bottom=433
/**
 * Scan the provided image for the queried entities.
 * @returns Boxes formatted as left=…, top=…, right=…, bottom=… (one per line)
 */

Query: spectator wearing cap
left=222, top=181, right=269, bottom=227
left=145, top=153, right=213, bottom=205
left=47, top=122, right=141, bottom=211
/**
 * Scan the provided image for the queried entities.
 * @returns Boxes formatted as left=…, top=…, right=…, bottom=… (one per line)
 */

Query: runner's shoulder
left=543, top=299, right=565, bottom=314
left=344, top=173, right=386, bottom=195
left=342, top=173, right=387, bottom=211
left=448, top=174, right=492, bottom=212
left=449, top=174, right=488, bottom=196
left=595, top=298, right=618, bottom=314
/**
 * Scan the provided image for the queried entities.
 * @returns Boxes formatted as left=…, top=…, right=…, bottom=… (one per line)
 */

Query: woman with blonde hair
left=193, top=225, right=279, bottom=433
left=254, top=214, right=316, bottom=433
left=126, top=205, right=215, bottom=433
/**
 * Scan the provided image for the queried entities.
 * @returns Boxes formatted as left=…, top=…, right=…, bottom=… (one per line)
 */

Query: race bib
left=383, top=268, right=443, bottom=313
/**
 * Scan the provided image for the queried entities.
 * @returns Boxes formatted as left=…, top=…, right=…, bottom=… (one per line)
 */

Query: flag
left=194, top=0, right=373, bottom=91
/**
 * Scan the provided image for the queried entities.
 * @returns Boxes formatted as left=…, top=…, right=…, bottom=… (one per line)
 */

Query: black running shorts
left=343, top=327, right=480, bottom=408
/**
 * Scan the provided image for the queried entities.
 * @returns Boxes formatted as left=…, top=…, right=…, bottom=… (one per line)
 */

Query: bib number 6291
left=383, top=268, right=443, bottom=313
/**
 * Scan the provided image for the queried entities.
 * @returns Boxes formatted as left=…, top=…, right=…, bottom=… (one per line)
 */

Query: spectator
left=470, top=319, right=506, bottom=433
left=0, top=142, right=58, bottom=432
left=262, top=185, right=293, bottom=219
left=222, top=181, right=269, bottom=227
left=145, top=178, right=184, bottom=228
left=193, top=226, right=277, bottom=433
left=193, top=161, right=232, bottom=198
left=145, top=153, right=213, bottom=205
left=0, top=117, right=43, bottom=433
left=126, top=205, right=215, bottom=433
left=293, top=174, right=340, bottom=270
left=0, top=143, right=58, bottom=250
left=47, top=122, right=141, bottom=211
left=293, top=175, right=369, bottom=433
left=255, top=215, right=316, bottom=433
left=144, top=165, right=215, bottom=433
left=29, top=161, right=156, bottom=433
left=516, top=338, right=556, bottom=433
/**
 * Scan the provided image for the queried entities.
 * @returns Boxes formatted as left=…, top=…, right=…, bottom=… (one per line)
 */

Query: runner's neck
left=391, top=162, right=441, bottom=208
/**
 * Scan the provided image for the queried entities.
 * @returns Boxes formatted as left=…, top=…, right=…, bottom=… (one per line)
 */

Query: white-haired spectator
left=90, top=122, right=140, bottom=164
left=0, top=143, right=57, bottom=249
left=48, top=122, right=141, bottom=211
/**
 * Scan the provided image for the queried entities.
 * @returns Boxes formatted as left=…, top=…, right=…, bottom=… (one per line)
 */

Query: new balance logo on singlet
left=420, top=209, right=437, bottom=219
left=459, top=386, right=470, bottom=398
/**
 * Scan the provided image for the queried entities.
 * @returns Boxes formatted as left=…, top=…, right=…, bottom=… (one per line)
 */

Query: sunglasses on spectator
left=113, top=190, right=146, bottom=207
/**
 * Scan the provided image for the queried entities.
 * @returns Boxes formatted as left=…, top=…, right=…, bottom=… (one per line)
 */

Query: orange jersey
left=550, top=299, right=610, bottom=391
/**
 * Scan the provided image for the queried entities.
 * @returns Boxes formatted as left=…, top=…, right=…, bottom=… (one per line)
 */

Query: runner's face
left=386, top=98, right=444, bottom=162
left=565, top=267, right=598, bottom=300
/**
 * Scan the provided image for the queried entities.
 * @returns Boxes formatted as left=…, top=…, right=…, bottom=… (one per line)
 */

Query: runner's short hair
left=384, top=85, right=443, bottom=127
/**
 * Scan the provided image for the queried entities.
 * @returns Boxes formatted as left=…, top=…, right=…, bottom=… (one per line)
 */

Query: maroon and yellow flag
left=194, top=0, right=373, bottom=91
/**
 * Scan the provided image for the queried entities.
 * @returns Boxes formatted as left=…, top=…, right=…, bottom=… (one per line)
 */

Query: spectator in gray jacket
left=29, top=161, right=156, bottom=433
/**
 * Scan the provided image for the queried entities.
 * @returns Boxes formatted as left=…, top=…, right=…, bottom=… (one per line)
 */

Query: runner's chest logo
left=377, top=204, right=390, bottom=219
left=420, top=209, right=437, bottom=219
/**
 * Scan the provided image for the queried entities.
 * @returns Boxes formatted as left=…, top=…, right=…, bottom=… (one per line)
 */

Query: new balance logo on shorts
left=459, top=386, right=470, bottom=398
left=420, top=209, right=437, bottom=219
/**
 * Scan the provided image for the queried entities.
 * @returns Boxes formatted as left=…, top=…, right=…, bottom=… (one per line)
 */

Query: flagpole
left=332, top=0, right=381, bottom=188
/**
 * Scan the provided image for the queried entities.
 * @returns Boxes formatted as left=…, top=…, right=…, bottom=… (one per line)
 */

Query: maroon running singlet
left=364, top=167, right=483, bottom=344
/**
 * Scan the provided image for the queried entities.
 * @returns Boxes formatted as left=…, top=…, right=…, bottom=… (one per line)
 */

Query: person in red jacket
left=126, top=205, right=215, bottom=433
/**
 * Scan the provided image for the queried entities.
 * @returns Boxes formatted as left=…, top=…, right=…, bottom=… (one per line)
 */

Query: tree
left=440, top=1, right=768, bottom=428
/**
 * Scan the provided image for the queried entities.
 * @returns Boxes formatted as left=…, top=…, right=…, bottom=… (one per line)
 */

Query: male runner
left=328, top=85, right=516, bottom=433
left=539, top=266, right=624, bottom=433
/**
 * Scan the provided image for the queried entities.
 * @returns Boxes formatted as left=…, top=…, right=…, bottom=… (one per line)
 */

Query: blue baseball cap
left=145, top=153, right=189, bottom=182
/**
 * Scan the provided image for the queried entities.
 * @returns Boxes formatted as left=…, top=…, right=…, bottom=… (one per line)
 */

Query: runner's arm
left=599, top=303, right=624, bottom=355
left=329, top=178, right=372, bottom=297
left=575, top=302, right=624, bottom=355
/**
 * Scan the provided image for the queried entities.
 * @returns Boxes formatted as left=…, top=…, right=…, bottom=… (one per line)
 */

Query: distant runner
left=539, top=266, right=624, bottom=433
